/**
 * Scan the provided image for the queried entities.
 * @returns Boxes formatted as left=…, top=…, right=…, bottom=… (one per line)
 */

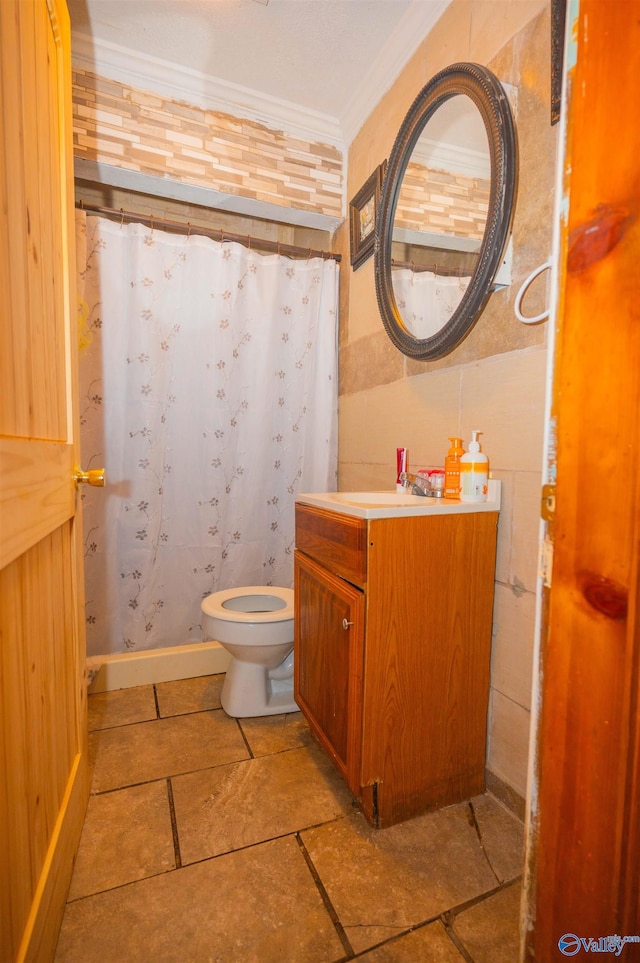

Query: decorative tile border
left=72, top=69, right=343, bottom=220
left=395, top=162, right=490, bottom=239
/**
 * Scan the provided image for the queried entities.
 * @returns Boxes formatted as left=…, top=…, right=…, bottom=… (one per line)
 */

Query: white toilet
left=201, top=586, right=297, bottom=718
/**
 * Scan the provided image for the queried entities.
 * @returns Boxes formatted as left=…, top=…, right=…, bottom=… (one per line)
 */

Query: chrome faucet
left=398, top=471, right=431, bottom=496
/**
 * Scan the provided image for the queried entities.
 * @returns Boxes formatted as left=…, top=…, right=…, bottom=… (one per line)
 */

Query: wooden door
left=0, top=1, right=89, bottom=960
left=524, top=0, right=640, bottom=954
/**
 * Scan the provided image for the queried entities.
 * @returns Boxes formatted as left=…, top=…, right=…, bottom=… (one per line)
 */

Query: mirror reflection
left=391, top=95, right=490, bottom=339
left=375, top=62, right=517, bottom=361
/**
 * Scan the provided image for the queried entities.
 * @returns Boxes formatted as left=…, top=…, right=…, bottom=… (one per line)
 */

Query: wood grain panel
left=0, top=0, right=66, bottom=441
left=0, top=1, right=89, bottom=959
left=527, top=0, right=640, bottom=952
left=362, top=512, right=498, bottom=825
left=0, top=526, right=86, bottom=960
left=0, top=0, right=29, bottom=436
left=295, top=504, right=367, bottom=586
left=0, top=438, right=75, bottom=569
left=294, top=550, right=365, bottom=790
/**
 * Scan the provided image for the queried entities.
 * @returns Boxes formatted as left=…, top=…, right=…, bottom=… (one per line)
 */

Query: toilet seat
left=201, top=585, right=297, bottom=717
left=201, top=586, right=294, bottom=624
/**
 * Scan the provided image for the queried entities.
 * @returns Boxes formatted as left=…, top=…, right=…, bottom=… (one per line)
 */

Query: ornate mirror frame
left=374, top=62, right=518, bottom=361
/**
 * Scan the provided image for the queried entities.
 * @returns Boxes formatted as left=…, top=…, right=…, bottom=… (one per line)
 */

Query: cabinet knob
left=342, top=618, right=354, bottom=630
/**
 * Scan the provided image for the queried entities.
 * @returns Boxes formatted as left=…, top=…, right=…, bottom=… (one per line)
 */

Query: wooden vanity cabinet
left=294, top=502, right=499, bottom=828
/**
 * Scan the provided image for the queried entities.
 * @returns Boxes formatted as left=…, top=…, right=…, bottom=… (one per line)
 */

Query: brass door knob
left=74, top=467, right=106, bottom=487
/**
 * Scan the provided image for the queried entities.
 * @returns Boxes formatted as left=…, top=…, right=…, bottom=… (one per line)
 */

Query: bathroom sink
left=330, top=492, right=427, bottom=506
left=297, top=481, right=501, bottom=519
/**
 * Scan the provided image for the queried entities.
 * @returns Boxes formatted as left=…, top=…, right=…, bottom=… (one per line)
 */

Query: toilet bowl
left=201, top=586, right=297, bottom=718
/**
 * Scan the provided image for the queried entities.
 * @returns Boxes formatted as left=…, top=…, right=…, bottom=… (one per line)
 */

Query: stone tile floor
left=55, top=675, right=525, bottom=962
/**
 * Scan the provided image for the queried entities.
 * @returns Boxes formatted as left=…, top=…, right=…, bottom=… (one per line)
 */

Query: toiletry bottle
left=444, top=437, right=464, bottom=498
left=396, top=447, right=408, bottom=492
left=459, top=431, right=488, bottom=502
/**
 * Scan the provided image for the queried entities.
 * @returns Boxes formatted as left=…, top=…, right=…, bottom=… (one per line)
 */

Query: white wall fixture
left=491, top=236, right=513, bottom=291
left=515, top=260, right=551, bottom=323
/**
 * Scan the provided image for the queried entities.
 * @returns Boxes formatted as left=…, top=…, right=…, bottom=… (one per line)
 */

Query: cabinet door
left=294, top=551, right=364, bottom=793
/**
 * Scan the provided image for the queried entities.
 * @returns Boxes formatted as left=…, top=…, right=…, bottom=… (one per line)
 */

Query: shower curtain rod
left=76, top=202, right=341, bottom=263
left=391, top=257, right=472, bottom=277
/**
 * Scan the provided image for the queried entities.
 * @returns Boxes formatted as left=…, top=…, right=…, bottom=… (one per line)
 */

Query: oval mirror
left=375, top=62, right=517, bottom=360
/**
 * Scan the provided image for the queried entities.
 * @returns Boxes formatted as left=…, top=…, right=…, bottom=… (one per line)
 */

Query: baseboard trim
left=87, top=641, right=231, bottom=693
left=485, top=768, right=526, bottom=822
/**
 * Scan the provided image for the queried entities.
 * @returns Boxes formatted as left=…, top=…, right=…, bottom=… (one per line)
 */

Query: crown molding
left=415, top=138, right=491, bottom=179
left=340, top=0, right=450, bottom=145
left=71, top=32, right=344, bottom=148
left=71, top=0, right=450, bottom=152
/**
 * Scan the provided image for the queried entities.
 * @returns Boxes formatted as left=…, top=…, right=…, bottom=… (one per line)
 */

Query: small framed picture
left=349, top=162, right=386, bottom=269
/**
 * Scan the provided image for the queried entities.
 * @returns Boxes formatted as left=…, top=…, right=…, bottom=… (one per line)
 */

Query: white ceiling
left=67, top=0, right=450, bottom=146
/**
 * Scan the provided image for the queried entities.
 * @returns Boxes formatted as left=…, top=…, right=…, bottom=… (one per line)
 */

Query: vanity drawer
left=295, top=504, right=367, bottom=586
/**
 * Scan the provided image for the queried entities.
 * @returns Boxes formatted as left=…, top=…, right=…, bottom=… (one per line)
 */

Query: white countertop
left=297, top=479, right=501, bottom=520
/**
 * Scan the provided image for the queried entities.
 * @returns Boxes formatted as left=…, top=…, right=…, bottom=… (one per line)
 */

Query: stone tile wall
left=396, top=163, right=489, bottom=239
left=72, top=69, right=343, bottom=220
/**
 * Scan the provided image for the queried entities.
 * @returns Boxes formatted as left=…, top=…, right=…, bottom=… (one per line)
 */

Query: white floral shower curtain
left=76, top=212, right=338, bottom=657
left=392, top=268, right=470, bottom=339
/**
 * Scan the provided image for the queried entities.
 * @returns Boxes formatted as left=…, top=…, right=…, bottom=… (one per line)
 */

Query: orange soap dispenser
left=444, top=437, right=464, bottom=498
